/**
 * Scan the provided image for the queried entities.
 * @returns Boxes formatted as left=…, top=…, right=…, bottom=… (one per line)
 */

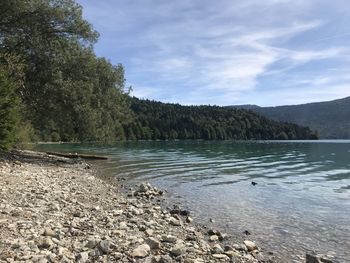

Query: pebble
left=76, top=252, right=89, bottom=263
left=0, top=150, right=274, bottom=263
left=170, top=243, right=185, bottom=256
left=161, top=235, right=177, bottom=243
left=211, top=244, right=224, bottom=254
left=38, top=237, right=53, bottom=249
left=212, top=253, right=230, bottom=260
left=131, top=244, right=151, bottom=258
left=146, top=237, right=161, bottom=249
left=209, top=235, right=219, bottom=242
left=243, top=240, right=257, bottom=251
left=169, top=217, right=182, bottom=226
left=98, top=240, right=111, bottom=254
left=43, top=227, right=55, bottom=237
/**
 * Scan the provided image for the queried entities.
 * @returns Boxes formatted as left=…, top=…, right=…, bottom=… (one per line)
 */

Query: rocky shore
left=0, top=150, right=288, bottom=262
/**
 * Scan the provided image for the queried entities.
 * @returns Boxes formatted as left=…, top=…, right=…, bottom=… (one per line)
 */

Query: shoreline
left=0, top=150, right=327, bottom=263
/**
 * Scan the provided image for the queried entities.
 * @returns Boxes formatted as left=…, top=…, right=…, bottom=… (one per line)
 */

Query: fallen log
left=46, top=151, right=108, bottom=160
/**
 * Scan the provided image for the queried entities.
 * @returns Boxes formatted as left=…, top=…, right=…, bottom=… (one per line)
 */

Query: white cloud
left=77, top=0, right=350, bottom=105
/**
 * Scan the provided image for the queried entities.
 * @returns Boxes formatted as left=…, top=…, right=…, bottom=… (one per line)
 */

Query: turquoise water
left=35, top=140, right=350, bottom=262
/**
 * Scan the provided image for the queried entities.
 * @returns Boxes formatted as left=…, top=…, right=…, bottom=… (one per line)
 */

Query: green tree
left=1, top=0, right=132, bottom=143
left=0, top=67, right=19, bottom=150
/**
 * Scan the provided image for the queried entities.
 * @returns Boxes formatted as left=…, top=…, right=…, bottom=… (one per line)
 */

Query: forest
left=125, top=98, right=317, bottom=140
left=0, top=0, right=317, bottom=150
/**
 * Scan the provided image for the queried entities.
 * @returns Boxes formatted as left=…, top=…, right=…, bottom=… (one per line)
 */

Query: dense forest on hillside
left=0, top=0, right=318, bottom=149
left=125, top=98, right=318, bottom=140
left=232, top=97, right=350, bottom=139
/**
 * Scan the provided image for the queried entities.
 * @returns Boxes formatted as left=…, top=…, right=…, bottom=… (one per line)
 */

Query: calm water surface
left=35, top=141, right=350, bottom=262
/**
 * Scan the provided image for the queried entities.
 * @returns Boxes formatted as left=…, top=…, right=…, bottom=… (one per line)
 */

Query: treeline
left=0, top=0, right=131, bottom=149
left=0, top=0, right=317, bottom=150
left=123, top=98, right=318, bottom=140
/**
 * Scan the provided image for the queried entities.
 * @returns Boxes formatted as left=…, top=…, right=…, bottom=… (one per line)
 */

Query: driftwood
left=46, top=151, right=108, bottom=160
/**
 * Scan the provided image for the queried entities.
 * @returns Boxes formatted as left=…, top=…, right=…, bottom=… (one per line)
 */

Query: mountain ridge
left=230, top=96, right=350, bottom=139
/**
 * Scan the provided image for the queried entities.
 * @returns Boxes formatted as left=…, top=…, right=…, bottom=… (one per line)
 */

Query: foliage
left=0, top=67, right=20, bottom=150
left=0, top=0, right=131, bottom=143
left=124, top=97, right=318, bottom=140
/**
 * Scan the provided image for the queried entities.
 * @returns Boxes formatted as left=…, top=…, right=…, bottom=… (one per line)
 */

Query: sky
left=76, top=0, right=350, bottom=106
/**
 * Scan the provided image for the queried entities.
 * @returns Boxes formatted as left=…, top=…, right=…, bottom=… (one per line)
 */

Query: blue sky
left=76, top=0, right=350, bottom=106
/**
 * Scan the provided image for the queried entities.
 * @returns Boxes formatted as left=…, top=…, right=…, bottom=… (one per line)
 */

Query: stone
left=89, top=248, right=102, bottom=257
left=131, top=244, right=151, bottom=258
left=209, top=235, right=219, bottom=242
left=146, top=237, right=161, bottom=249
left=38, top=237, right=53, bottom=249
left=180, top=210, right=190, bottom=216
left=31, top=255, right=48, bottom=263
left=243, top=240, right=257, bottom=251
left=76, top=252, right=89, bottom=263
left=138, top=183, right=150, bottom=193
left=119, top=221, right=128, bottom=229
left=51, top=204, right=60, bottom=211
left=139, top=225, right=147, bottom=231
left=43, top=228, right=55, bottom=237
left=169, top=217, right=182, bottom=226
left=224, top=250, right=241, bottom=258
left=211, top=244, right=224, bottom=254
left=98, top=240, right=111, bottom=254
left=145, top=229, right=154, bottom=236
left=186, top=217, right=193, bottom=223
left=208, top=229, right=219, bottom=235
left=232, top=244, right=246, bottom=251
left=161, top=235, right=177, bottom=243
left=153, top=255, right=173, bottom=263
left=306, top=254, right=334, bottom=263
left=218, top=233, right=227, bottom=241
left=212, top=254, right=230, bottom=260
left=73, top=211, right=83, bottom=218
left=86, top=239, right=98, bottom=249
left=170, top=243, right=184, bottom=257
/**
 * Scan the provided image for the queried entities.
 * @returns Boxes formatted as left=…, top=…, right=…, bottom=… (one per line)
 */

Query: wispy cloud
left=78, top=0, right=350, bottom=105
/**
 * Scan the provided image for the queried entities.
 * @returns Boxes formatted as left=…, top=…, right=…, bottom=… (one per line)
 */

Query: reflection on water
left=35, top=141, right=350, bottom=262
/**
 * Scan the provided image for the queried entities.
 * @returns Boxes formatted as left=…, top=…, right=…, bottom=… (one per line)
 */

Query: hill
left=124, top=97, right=318, bottom=140
left=232, top=97, right=350, bottom=139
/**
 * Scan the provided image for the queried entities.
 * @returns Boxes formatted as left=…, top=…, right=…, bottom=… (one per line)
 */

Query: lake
left=35, top=140, right=350, bottom=262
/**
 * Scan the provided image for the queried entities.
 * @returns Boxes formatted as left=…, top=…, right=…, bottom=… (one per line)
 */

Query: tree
left=0, top=0, right=132, bottom=143
left=0, top=67, right=19, bottom=150
left=126, top=97, right=317, bottom=141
